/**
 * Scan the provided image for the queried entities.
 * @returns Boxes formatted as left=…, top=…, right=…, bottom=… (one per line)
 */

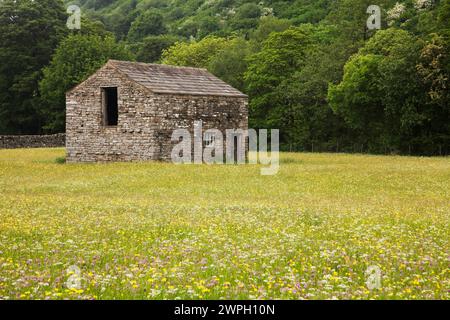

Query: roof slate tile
left=109, top=60, right=247, bottom=98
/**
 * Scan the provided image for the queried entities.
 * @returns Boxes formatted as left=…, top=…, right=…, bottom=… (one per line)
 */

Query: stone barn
left=66, top=60, right=248, bottom=163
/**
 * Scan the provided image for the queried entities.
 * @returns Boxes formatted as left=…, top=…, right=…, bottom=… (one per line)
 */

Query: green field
left=0, top=148, right=448, bottom=300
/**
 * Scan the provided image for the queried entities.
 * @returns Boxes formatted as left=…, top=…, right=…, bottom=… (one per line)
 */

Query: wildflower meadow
left=0, top=148, right=448, bottom=300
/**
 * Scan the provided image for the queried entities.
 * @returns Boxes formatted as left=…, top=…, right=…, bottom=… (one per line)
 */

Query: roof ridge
left=108, top=59, right=209, bottom=72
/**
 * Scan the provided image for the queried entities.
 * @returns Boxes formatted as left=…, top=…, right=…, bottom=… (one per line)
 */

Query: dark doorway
left=102, top=87, right=118, bottom=126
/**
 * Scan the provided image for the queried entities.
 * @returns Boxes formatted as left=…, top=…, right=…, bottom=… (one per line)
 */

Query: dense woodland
left=0, top=0, right=449, bottom=155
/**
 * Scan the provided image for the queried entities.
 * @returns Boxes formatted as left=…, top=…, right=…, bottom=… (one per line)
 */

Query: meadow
left=0, top=148, right=448, bottom=300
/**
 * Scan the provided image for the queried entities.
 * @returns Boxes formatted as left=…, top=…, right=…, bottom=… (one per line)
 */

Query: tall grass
left=0, top=148, right=448, bottom=299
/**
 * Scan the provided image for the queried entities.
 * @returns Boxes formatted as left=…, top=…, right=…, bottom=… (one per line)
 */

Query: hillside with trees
left=0, top=0, right=448, bottom=155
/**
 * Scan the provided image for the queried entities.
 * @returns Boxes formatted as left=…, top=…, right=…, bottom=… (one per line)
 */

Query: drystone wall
left=0, top=134, right=65, bottom=149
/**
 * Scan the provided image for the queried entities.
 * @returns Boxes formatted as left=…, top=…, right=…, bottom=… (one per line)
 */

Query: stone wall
left=0, top=134, right=65, bottom=149
left=66, top=63, right=248, bottom=163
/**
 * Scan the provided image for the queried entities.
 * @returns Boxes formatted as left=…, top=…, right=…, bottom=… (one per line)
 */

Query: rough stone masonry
left=66, top=60, right=248, bottom=163
left=0, top=134, right=65, bottom=149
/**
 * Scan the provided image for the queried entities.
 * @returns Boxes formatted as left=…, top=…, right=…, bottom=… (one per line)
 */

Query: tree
left=197, top=16, right=221, bottom=39
left=208, top=38, right=252, bottom=92
left=416, top=33, right=450, bottom=154
left=230, top=2, right=262, bottom=31
left=39, top=34, right=134, bottom=132
left=161, top=35, right=252, bottom=92
left=127, top=11, right=167, bottom=42
left=133, top=35, right=180, bottom=63
left=360, top=29, right=425, bottom=133
left=236, top=3, right=262, bottom=20
left=437, top=0, right=450, bottom=30
left=274, top=26, right=353, bottom=152
left=249, top=16, right=292, bottom=50
left=244, top=26, right=315, bottom=130
left=76, top=17, right=112, bottom=37
left=328, top=54, right=384, bottom=141
left=417, top=34, right=449, bottom=107
left=328, top=29, right=429, bottom=153
left=161, top=36, right=229, bottom=68
left=0, top=0, right=67, bottom=134
left=174, top=19, right=199, bottom=38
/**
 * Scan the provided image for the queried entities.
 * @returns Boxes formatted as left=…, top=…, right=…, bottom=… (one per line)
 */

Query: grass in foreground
left=0, top=148, right=448, bottom=300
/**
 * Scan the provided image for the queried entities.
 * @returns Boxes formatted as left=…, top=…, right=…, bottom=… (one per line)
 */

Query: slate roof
left=108, top=60, right=247, bottom=98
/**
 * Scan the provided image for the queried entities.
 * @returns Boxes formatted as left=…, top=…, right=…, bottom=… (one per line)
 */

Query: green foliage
left=236, top=2, right=262, bottom=19
left=438, top=0, right=450, bottom=28
left=161, top=36, right=230, bottom=68
left=276, top=29, right=354, bottom=151
left=416, top=33, right=450, bottom=153
left=249, top=16, right=292, bottom=50
left=0, top=0, right=67, bottom=134
left=161, top=35, right=252, bottom=91
left=328, top=28, right=446, bottom=153
left=99, top=0, right=140, bottom=40
left=208, top=38, right=252, bottom=91
left=417, top=34, right=450, bottom=107
left=245, top=26, right=315, bottom=129
left=39, top=34, right=134, bottom=132
left=328, top=54, right=384, bottom=131
left=127, top=11, right=167, bottom=42
left=55, top=156, right=67, bottom=164
left=0, top=0, right=445, bottom=154
left=75, top=16, right=112, bottom=37
left=229, top=2, right=262, bottom=30
left=196, top=16, right=222, bottom=39
left=69, top=0, right=341, bottom=39
left=133, top=35, right=180, bottom=63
